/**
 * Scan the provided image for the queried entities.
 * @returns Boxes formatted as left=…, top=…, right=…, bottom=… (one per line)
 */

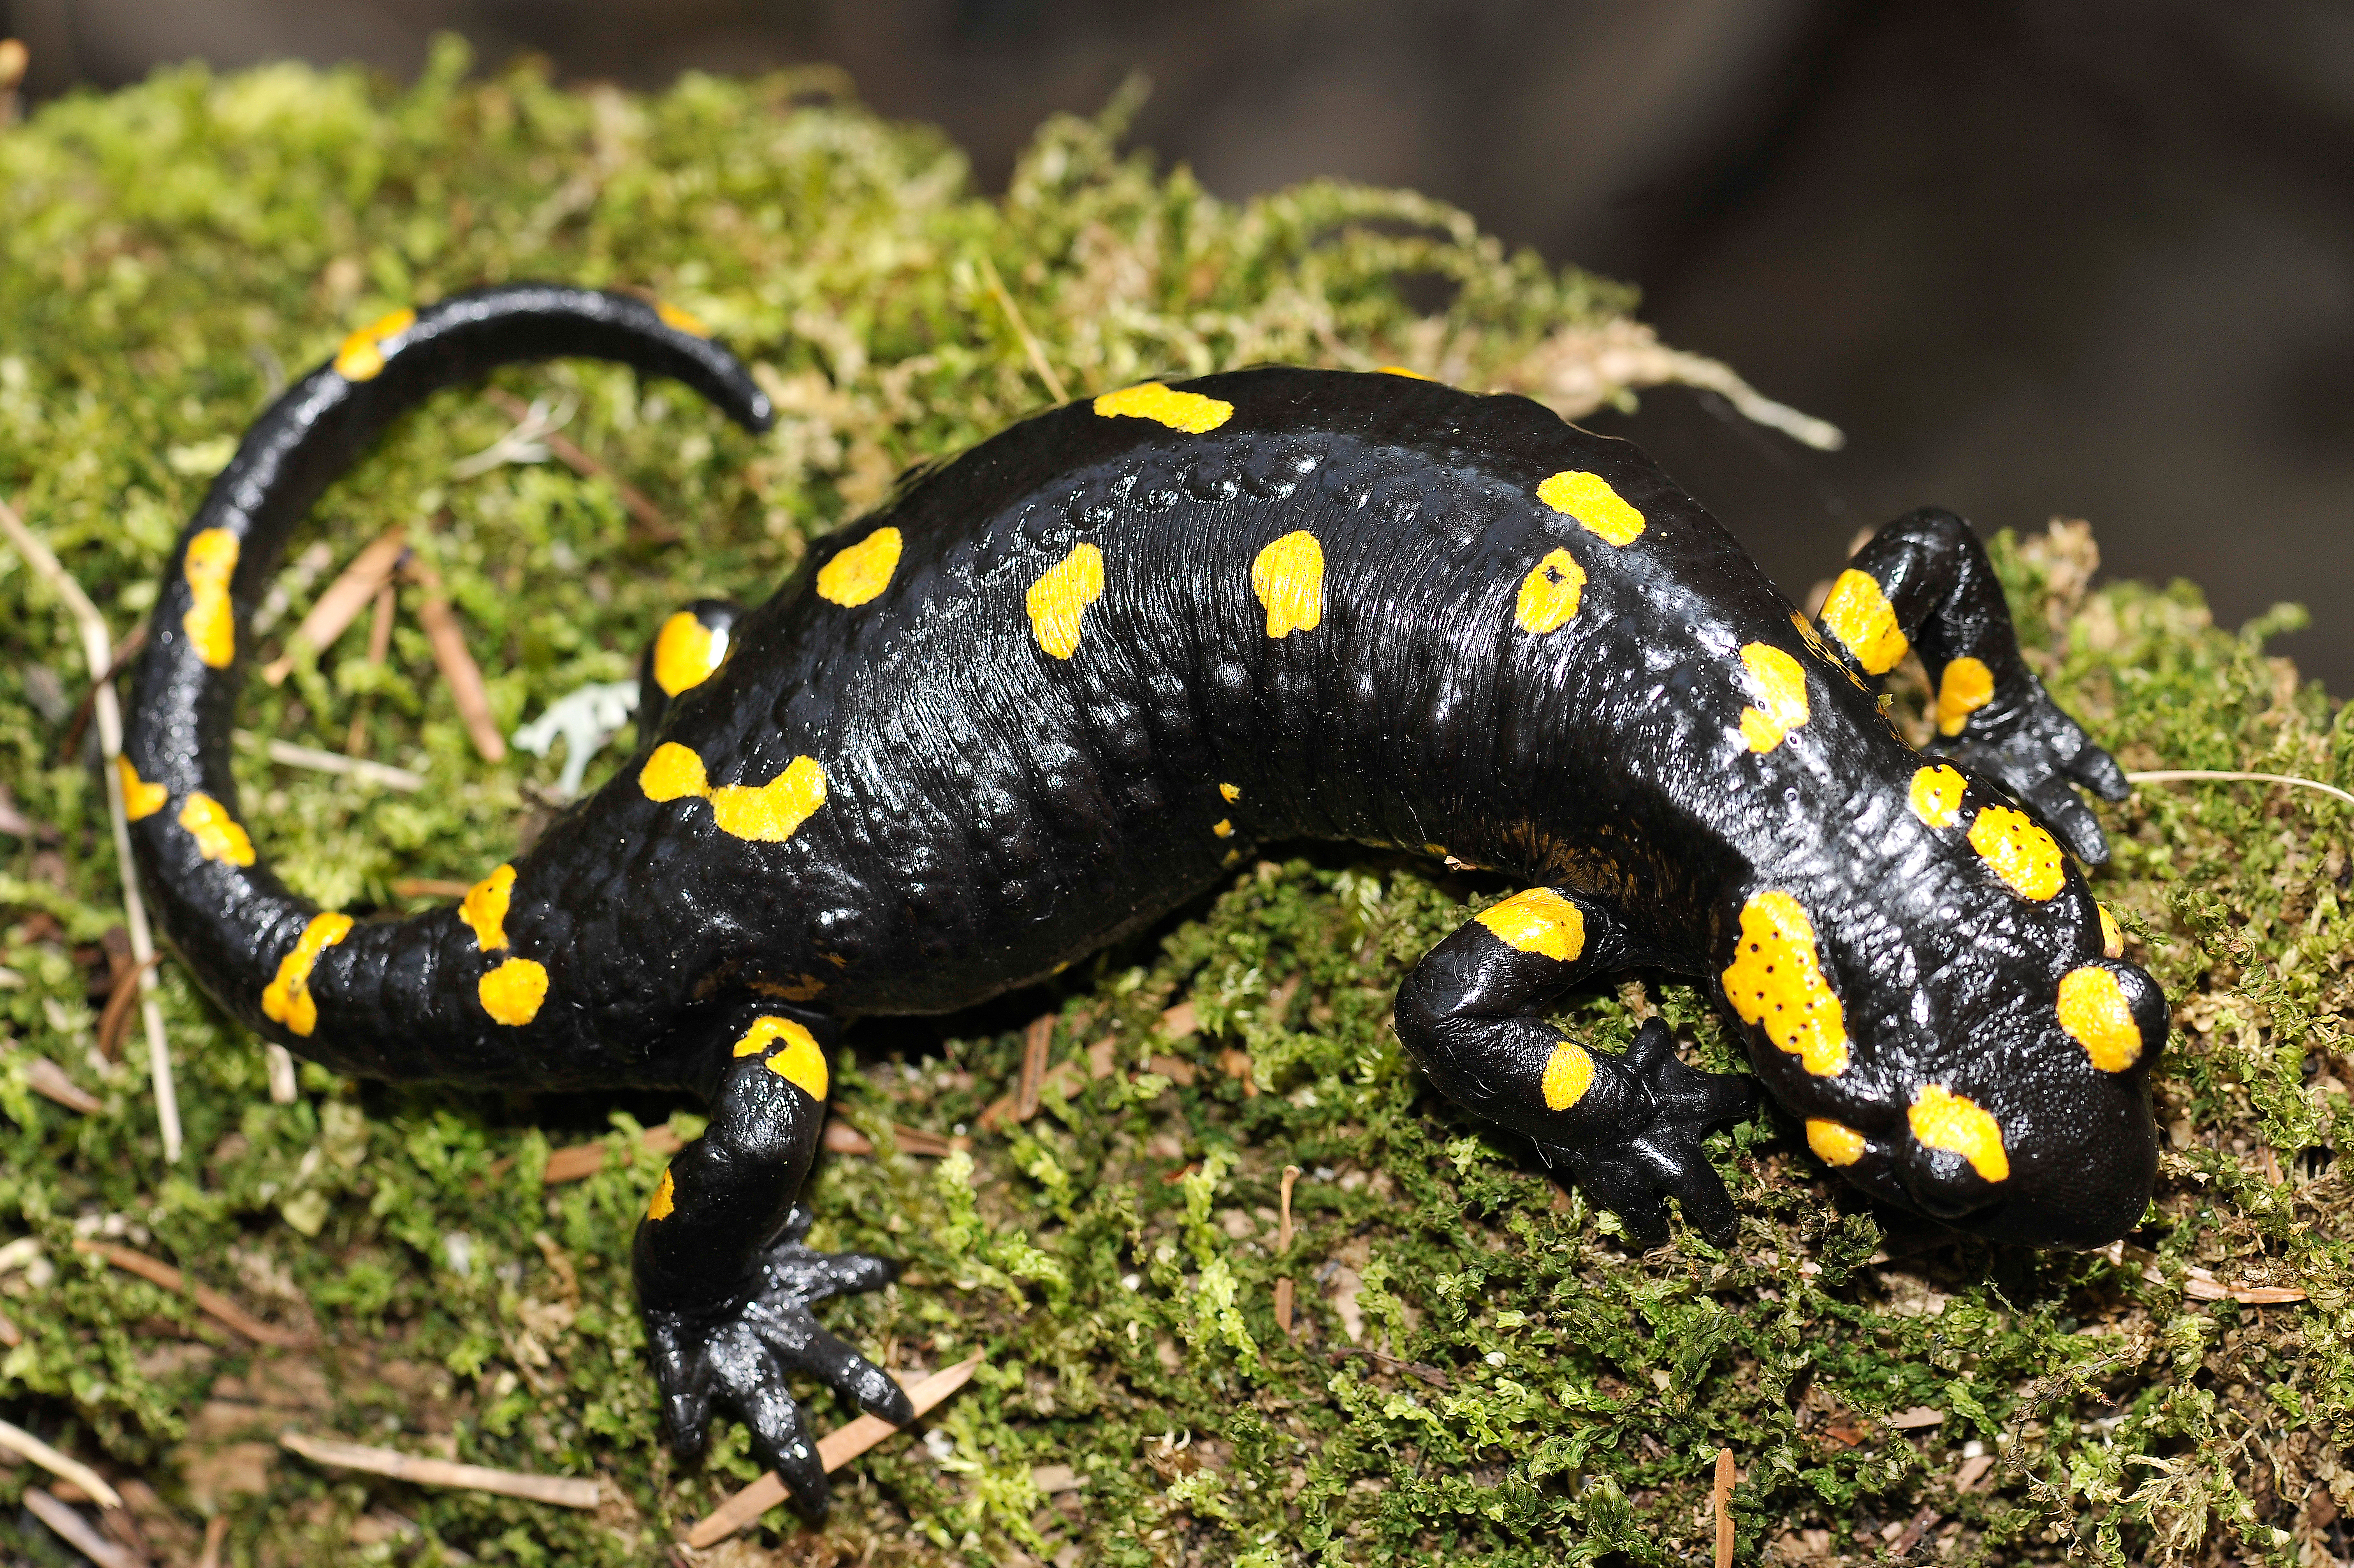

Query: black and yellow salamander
left=124, top=285, right=2162, bottom=1513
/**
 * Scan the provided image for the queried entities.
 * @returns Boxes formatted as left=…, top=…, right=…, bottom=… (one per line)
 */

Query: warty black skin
left=124, top=286, right=2164, bottom=1514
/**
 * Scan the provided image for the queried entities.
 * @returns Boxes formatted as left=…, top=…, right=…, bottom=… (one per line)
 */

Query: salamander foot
left=1537, top=1020, right=1757, bottom=1250
left=1936, top=689, right=2130, bottom=866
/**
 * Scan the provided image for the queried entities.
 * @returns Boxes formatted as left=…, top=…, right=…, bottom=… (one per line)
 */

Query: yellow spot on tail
left=1541, top=1041, right=1595, bottom=1112
left=1737, top=643, right=1810, bottom=754
left=478, top=957, right=548, bottom=1027
left=1819, top=569, right=1909, bottom=675
left=1092, top=382, right=1233, bottom=434
left=1909, top=765, right=1965, bottom=829
left=1536, top=470, right=1645, bottom=546
left=2057, top=966, right=2143, bottom=1072
left=647, top=1167, right=675, bottom=1221
left=1806, top=1119, right=1867, bottom=1166
left=2098, top=902, right=2124, bottom=958
left=260, top=912, right=353, bottom=1038
left=1219, top=783, right=1241, bottom=803
left=1213, top=819, right=1234, bottom=838
left=178, top=793, right=254, bottom=866
left=332, top=307, right=415, bottom=381
left=1514, top=547, right=1586, bottom=634
left=1475, top=888, right=1586, bottom=963
left=640, top=742, right=828, bottom=843
left=1908, top=1084, right=2009, bottom=1183
left=1252, top=530, right=1324, bottom=638
left=182, top=527, right=239, bottom=669
left=733, top=1015, right=831, bottom=1099
left=652, top=612, right=729, bottom=697
left=1968, top=805, right=2066, bottom=901
left=458, top=864, right=515, bottom=951
left=816, top=526, right=902, bottom=608
left=1935, top=656, right=1995, bottom=736
left=656, top=301, right=712, bottom=337
left=1723, top=890, right=1849, bottom=1077
left=116, top=758, right=167, bottom=821
left=1026, top=542, right=1106, bottom=659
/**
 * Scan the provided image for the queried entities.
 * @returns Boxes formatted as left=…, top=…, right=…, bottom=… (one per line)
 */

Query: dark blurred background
left=8, top=0, right=2352, bottom=688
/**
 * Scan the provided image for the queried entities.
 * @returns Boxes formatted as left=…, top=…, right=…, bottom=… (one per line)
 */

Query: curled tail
left=123, top=285, right=771, bottom=1082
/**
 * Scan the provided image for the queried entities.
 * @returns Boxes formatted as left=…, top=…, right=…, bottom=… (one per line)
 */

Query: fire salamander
left=125, top=285, right=2163, bottom=1514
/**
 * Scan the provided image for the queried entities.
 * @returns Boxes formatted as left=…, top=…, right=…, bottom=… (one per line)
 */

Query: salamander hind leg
left=634, top=1005, right=912, bottom=1517
left=1393, top=888, right=1758, bottom=1248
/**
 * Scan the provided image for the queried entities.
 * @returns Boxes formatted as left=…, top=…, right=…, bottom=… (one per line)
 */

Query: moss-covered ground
left=2, top=41, right=2351, bottom=1568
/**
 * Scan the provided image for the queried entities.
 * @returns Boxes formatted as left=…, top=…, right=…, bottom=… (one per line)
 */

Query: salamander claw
left=1543, top=1019, right=1754, bottom=1249
left=1939, top=690, right=2127, bottom=866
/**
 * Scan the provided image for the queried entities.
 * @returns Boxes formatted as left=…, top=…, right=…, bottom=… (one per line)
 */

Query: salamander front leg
left=1393, top=889, right=1758, bottom=1247
left=634, top=1007, right=912, bottom=1518
left=1814, top=507, right=2128, bottom=862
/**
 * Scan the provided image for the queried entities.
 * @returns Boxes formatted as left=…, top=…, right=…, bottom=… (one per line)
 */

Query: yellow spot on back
left=1475, top=888, right=1587, bottom=963
left=2098, top=902, right=2124, bottom=958
left=1722, top=890, right=1849, bottom=1076
left=1909, top=765, right=1965, bottom=829
left=734, top=1015, right=831, bottom=1100
left=1819, top=569, right=1909, bottom=675
left=1806, top=1119, right=1867, bottom=1166
left=1026, top=542, right=1106, bottom=659
left=2057, top=966, right=2142, bottom=1072
left=459, top=864, right=515, bottom=951
left=1251, top=530, right=1325, bottom=638
left=646, top=1167, right=675, bottom=1221
left=182, top=527, right=239, bottom=669
left=1968, top=805, right=2066, bottom=901
left=641, top=742, right=830, bottom=843
left=1375, top=365, right=1434, bottom=380
left=1514, top=547, right=1586, bottom=634
left=1535, top=470, right=1645, bottom=546
left=1908, top=1084, right=2009, bottom=1183
left=639, top=741, right=709, bottom=802
left=1935, top=656, right=1995, bottom=736
left=178, top=793, right=254, bottom=866
left=1541, top=1041, right=1595, bottom=1112
left=332, top=307, right=415, bottom=381
left=117, top=757, right=167, bottom=821
left=1092, top=382, right=1233, bottom=434
left=1213, top=819, right=1234, bottom=838
left=652, top=611, right=729, bottom=697
left=815, top=526, right=903, bottom=608
left=1737, top=643, right=1810, bottom=754
left=478, top=956, right=548, bottom=1027
left=656, top=301, right=712, bottom=337
left=260, top=912, right=353, bottom=1038
left=1219, top=782, right=1241, bottom=803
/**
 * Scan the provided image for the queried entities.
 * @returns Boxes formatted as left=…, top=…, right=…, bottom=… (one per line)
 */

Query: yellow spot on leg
left=459, top=864, right=516, bottom=951
left=652, top=611, right=730, bottom=697
left=181, top=527, right=239, bottom=669
left=1541, top=1041, right=1595, bottom=1112
left=332, top=307, right=416, bottom=381
left=733, top=1016, right=830, bottom=1100
left=1909, top=765, right=1965, bottom=829
left=1219, top=782, right=1241, bottom=803
left=1252, top=531, right=1325, bottom=639
left=656, top=301, right=712, bottom=337
left=1514, top=547, right=1586, bottom=634
left=2097, top=902, right=2124, bottom=959
left=1721, top=890, right=1849, bottom=1077
left=116, top=757, right=167, bottom=821
left=1475, top=888, right=1587, bottom=963
left=1806, top=1119, right=1867, bottom=1166
left=1935, top=656, right=1995, bottom=736
left=1908, top=1084, right=2009, bottom=1183
left=1819, top=569, right=1909, bottom=675
left=178, top=793, right=254, bottom=866
left=1026, top=542, right=1106, bottom=659
left=1737, top=643, right=1810, bottom=754
left=1092, top=382, right=1233, bottom=434
left=1535, top=471, right=1646, bottom=546
left=478, top=957, right=548, bottom=1027
left=816, top=526, right=903, bottom=608
left=1968, top=805, right=2065, bottom=901
left=2057, top=966, right=2143, bottom=1072
left=260, top=912, right=353, bottom=1038
left=646, top=1167, right=675, bottom=1221
left=1212, top=819, right=1234, bottom=838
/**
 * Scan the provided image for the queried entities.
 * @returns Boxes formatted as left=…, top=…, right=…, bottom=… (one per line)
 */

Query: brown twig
left=1015, top=1014, right=1054, bottom=1122
left=23, top=1489, right=140, bottom=1568
left=25, top=1055, right=102, bottom=1115
left=484, top=388, right=678, bottom=543
left=280, top=1431, right=598, bottom=1508
left=345, top=578, right=398, bottom=756
left=1711, top=1448, right=1735, bottom=1568
left=55, top=625, right=145, bottom=764
left=977, top=255, right=1070, bottom=405
left=97, top=953, right=163, bottom=1060
left=197, top=1515, right=227, bottom=1568
left=1275, top=1163, right=1301, bottom=1337
left=819, top=1119, right=967, bottom=1158
left=1327, top=1346, right=1450, bottom=1389
left=1892, top=1503, right=1941, bottom=1558
left=260, top=525, right=405, bottom=686
left=70, top=1240, right=313, bottom=1349
left=0, top=1419, right=121, bottom=1508
left=401, top=557, right=507, bottom=762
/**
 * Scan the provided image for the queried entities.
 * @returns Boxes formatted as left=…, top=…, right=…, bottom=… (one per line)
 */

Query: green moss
left=1, top=40, right=2349, bottom=1568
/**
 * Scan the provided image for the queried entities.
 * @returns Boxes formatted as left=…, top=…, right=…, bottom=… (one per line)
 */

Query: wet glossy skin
left=123, top=287, right=2162, bottom=1513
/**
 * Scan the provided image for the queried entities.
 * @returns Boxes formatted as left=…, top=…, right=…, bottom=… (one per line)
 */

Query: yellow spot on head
left=1212, top=819, right=1234, bottom=838
left=332, top=307, right=416, bottom=381
left=260, top=912, right=353, bottom=1038
left=1737, top=642, right=1810, bottom=754
left=1722, top=890, right=1849, bottom=1077
left=1908, top=765, right=1965, bottom=830
left=1541, top=1041, right=1595, bottom=1112
left=116, top=757, right=167, bottom=821
left=1092, top=382, right=1233, bottom=434
left=2097, top=902, right=2124, bottom=959
left=2057, top=966, right=2143, bottom=1072
left=1219, top=782, right=1241, bottom=803
left=1026, top=542, right=1106, bottom=659
left=815, top=526, right=903, bottom=608
left=458, top=863, right=515, bottom=952
left=656, top=301, right=712, bottom=337
left=652, top=611, right=729, bottom=698
left=647, top=1167, right=675, bottom=1221
left=1251, top=530, right=1325, bottom=638
left=478, top=956, right=548, bottom=1027
left=1514, top=547, right=1586, bottom=634
left=1968, top=805, right=2066, bottom=901
left=181, top=527, right=240, bottom=670
left=1806, top=1119, right=1867, bottom=1167
left=639, top=741, right=709, bottom=802
left=1375, top=365, right=1435, bottom=381
left=1535, top=470, right=1645, bottom=546
left=734, top=1015, right=830, bottom=1100
left=709, top=757, right=828, bottom=843
left=1935, top=656, right=1995, bottom=736
left=178, top=793, right=254, bottom=866
left=1819, top=569, right=1909, bottom=675
left=1475, top=888, right=1587, bottom=963
left=1908, top=1084, right=2009, bottom=1183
